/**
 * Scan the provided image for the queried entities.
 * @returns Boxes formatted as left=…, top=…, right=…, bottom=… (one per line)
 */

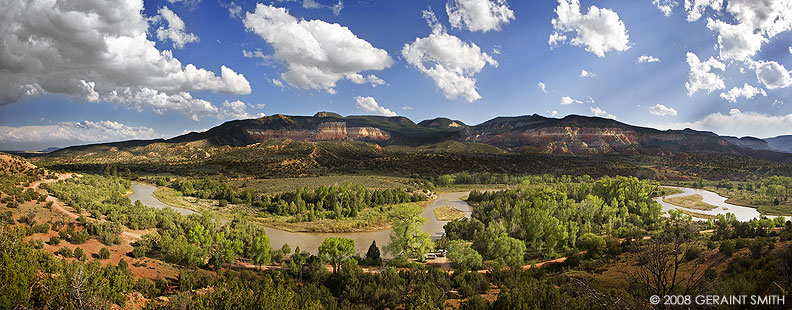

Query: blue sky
left=1, top=0, right=792, bottom=150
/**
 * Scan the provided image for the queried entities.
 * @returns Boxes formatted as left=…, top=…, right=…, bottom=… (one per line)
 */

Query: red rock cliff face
left=348, top=127, right=390, bottom=140
left=475, top=127, right=642, bottom=154
left=246, top=122, right=391, bottom=143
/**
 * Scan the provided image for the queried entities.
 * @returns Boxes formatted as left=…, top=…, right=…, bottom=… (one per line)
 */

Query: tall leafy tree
left=385, top=204, right=433, bottom=259
left=319, top=237, right=355, bottom=273
left=250, top=234, right=272, bottom=270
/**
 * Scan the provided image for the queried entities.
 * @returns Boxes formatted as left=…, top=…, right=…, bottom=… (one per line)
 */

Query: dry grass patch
left=664, top=194, right=717, bottom=211
left=433, top=206, right=465, bottom=221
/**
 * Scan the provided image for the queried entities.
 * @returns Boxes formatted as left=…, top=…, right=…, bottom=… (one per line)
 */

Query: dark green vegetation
left=169, top=178, right=427, bottom=220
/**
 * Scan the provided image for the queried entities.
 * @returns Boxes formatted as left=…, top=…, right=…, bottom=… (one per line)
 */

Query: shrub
left=29, top=239, right=44, bottom=249
left=134, top=278, right=160, bottom=299
left=719, top=240, right=736, bottom=257
left=55, top=247, right=73, bottom=257
left=749, top=239, right=765, bottom=259
left=48, top=236, right=61, bottom=245
left=32, top=223, right=49, bottom=234
left=74, top=247, right=86, bottom=261
left=131, top=246, right=147, bottom=258
left=461, top=294, right=490, bottom=310
left=98, top=247, right=111, bottom=259
left=577, top=233, right=606, bottom=257
left=735, top=238, right=748, bottom=249
left=685, top=247, right=702, bottom=261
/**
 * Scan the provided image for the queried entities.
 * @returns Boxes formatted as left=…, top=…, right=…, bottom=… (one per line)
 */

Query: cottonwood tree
left=319, top=237, right=355, bottom=273
left=250, top=234, right=271, bottom=270
left=385, top=204, right=433, bottom=260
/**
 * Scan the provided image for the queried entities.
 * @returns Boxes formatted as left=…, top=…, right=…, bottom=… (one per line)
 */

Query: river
left=131, top=182, right=790, bottom=256
left=655, top=186, right=791, bottom=222
left=129, top=182, right=470, bottom=256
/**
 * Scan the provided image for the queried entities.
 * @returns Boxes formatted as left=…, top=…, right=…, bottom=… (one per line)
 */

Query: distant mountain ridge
left=48, top=112, right=792, bottom=158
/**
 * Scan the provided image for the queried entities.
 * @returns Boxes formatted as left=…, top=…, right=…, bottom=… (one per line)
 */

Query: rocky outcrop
left=246, top=122, right=391, bottom=143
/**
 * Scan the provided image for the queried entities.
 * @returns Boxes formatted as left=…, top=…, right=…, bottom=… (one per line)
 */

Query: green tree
left=447, top=240, right=482, bottom=271
left=251, top=234, right=272, bottom=270
left=489, top=234, right=525, bottom=269
left=73, top=247, right=86, bottom=261
left=98, top=247, right=111, bottom=259
left=577, top=233, right=606, bottom=257
left=364, top=240, right=382, bottom=266
left=319, top=237, right=355, bottom=273
left=385, top=204, right=433, bottom=259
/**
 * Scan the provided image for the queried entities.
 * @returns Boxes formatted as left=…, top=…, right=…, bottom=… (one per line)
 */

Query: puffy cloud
left=649, top=103, right=678, bottom=116
left=638, top=55, right=660, bottom=63
left=354, top=96, right=396, bottom=116
left=446, top=0, right=515, bottom=32
left=549, top=0, right=631, bottom=57
left=538, top=82, right=547, bottom=93
left=653, top=0, right=677, bottom=16
left=222, top=1, right=243, bottom=18
left=243, top=4, right=392, bottom=94
left=750, top=60, right=792, bottom=89
left=704, top=0, right=792, bottom=61
left=402, top=10, right=497, bottom=102
left=153, top=6, right=198, bottom=49
left=655, top=110, right=792, bottom=138
left=401, top=105, right=413, bottom=110
left=685, top=52, right=725, bottom=96
left=345, top=73, right=385, bottom=87
left=550, top=110, right=559, bottom=116
left=684, top=0, right=722, bottom=22
left=560, top=96, right=582, bottom=105
left=580, top=69, right=595, bottom=78
left=706, top=18, right=764, bottom=61
left=0, top=120, right=158, bottom=147
left=221, top=100, right=264, bottom=119
left=105, top=88, right=218, bottom=121
left=590, top=106, right=615, bottom=118
left=719, top=83, right=767, bottom=102
left=0, top=0, right=250, bottom=120
left=272, top=79, right=285, bottom=88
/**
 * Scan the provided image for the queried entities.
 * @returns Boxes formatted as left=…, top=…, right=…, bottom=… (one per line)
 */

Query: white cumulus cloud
left=549, top=0, right=631, bottom=57
left=590, top=106, right=615, bottom=118
left=446, top=0, right=515, bottom=32
left=580, top=69, right=596, bottom=78
left=243, top=4, right=392, bottom=94
left=638, top=55, right=660, bottom=63
left=354, top=96, right=396, bottom=116
left=685, top=52, right=725, bottom=96
left=704, top=0, right=792, bottom=61
left=0, top=121, right=159, bottom=147
left=220, top=100, right=258, bottom=119
left=649, top=104, right=678, bottom=116
left=153, top=6, right=199, bottom=49
left=750, top=60, right=792, bottom=89
left=653, top=0, right=677, bottom=16
left=560, top=96, right=582, bottom=105
left=684, top=0, right=722, bottom=22
left=0, top=0, right=250, bottom=120
left=402, top=9, right=497, bottom=102
left=719, top=83, right=767, bottom=102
